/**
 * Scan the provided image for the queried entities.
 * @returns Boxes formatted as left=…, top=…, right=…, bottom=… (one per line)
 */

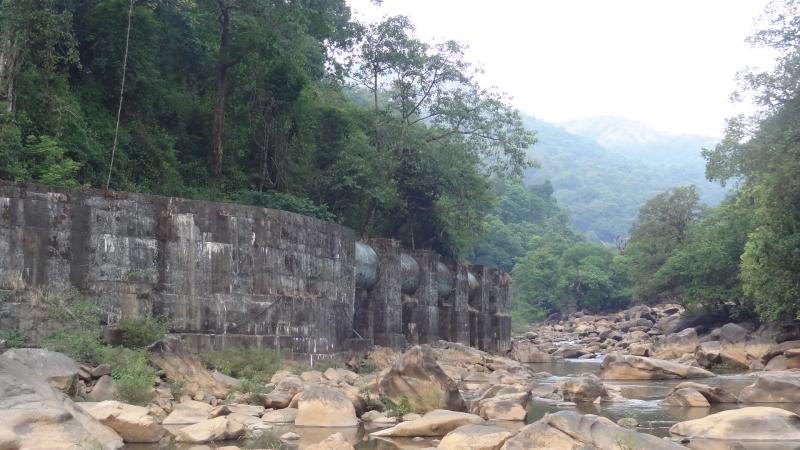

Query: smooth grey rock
left=2, top=348, right=80, bottom=391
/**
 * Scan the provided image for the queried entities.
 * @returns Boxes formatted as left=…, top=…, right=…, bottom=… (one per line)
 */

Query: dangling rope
left=106, top=0, right=134, bottom=190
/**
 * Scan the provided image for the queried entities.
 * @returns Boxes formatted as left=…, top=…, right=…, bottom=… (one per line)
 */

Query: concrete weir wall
left=0, top=181, right=511, bottom=356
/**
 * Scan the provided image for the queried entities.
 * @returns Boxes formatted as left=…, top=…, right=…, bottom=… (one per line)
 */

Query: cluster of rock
left=6, top=303, right=800, bottom=450
left=512, top=304, right=687, bottom=361
left=514, top=304, right=800, bottom=373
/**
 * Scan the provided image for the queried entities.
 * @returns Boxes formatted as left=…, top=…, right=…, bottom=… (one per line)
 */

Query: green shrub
left=40, top=288, right=100, bottom=329
left=167, top=379, right=186, bottom=399
left=353, top=359, right=378, bottom=374
left=230, top=378, right=268, bottom=404
left=103, top=347, right=156, bottom=405
left=0, top=329, right=27, bottom=348
left=200, top=346, right=282, bottom=384
left=381, top=395, right=415, bottom=416
left=42, top=330, right=105, bottom=365
left=40, top=289, right=106, bottom=364
left=237, top=190, right=336, bottom=222
left=115, top=316, right=170, bottom=349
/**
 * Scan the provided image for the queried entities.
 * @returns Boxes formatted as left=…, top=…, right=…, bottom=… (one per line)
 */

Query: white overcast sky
left=347, top=0, right=777, bottom=136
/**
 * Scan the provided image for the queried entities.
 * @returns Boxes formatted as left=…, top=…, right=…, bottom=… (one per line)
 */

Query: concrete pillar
left=412, top=250, right=439, bottom=344
left=401, top=252, right=420, bottom=345
left=364, top=238, right=406, bottom=348
left=451, top=261, right=471, bottom=345
left=439, top=260, right=469, bottom=345
left=469, top=265, right=491, bottom=351
left=494, top=270, right=512, bottom=353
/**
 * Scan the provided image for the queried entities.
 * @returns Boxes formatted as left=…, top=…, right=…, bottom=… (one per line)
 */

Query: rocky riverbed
left=3, top=304, right=800, bottom=449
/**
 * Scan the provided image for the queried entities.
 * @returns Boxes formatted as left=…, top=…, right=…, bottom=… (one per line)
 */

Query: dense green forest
left=0, top=0, right=532, bottom=258
left=468, top=178, right=630, bottom=328
left=2, top=0, right=799, bottom=327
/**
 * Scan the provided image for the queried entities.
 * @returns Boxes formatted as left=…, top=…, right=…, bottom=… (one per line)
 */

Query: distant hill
left=523, top=116, right=728, bottom=243
left=563, top=116, right=718, bottom=167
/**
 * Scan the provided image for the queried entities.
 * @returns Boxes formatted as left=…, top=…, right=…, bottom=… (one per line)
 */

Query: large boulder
left=262, top=407, right=298, bottom=423
left=377, top=346, right=466, bottom=413
left=653, top=328, right=698, bottom=359
left=161, top=399, right=212, bottom=425
left=694, top=341, right=721, bottom=368
left=323, top=367, right=361, bottom=385
left=628, top=342, right=651, bottom=357
left=86, top=375, right=118, bottom=402
left=82, top=401, right=166, bottom=443
left=174, top=415, right=246, bottom=443
left=0, top=356, right=123, bottom=450
left=147, top=337, right=229, bottom=399
left=295, top=385, right=358, bottom=427
left=439, top=424, right=514, bottom=450
left=2, top=348, right=80, bottom=391
left=552, top=345, right=585, bottom=359
left=660, top=388, right=710, bottom=407
left=509, top=340, right=553, bottom=363
left=555, top=374, right=606, bottom=402
left=762, top=340, right=800, bottom=363
left=718, top=323, right=749, bottom=344
left=739, top=370, right=800, bottom=403
left=263, top=389, right=295, bottom=409
left=600, top=353, right=714, bottom=380
left=669, top=382, right=737, bottom=403
left=669, top=407, right=800, bottom=441
left=501, top=411, right=685, bottom=450
left=475, top=392, right=529, bottom=421
left=370, top=409, right=483, bottom=437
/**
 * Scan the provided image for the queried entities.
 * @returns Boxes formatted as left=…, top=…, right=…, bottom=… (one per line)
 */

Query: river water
left=129, top=357, right=800, bottom=449
left=523, top=357, right=800, bottom=438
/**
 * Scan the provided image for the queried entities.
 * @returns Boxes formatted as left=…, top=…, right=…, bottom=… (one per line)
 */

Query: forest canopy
left=0, top=0, right=533, bottom=257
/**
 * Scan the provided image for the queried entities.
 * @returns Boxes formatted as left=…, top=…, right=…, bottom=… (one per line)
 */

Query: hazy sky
left=348, top=0, right=776, bottom=136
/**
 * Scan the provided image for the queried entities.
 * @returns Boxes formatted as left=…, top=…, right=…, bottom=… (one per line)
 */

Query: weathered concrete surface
left=0, top=181, right=511, bottom=355
left=439, top=261, right=470, bottom=346
left=0, top=181, right=356, bottom=356
left=413, top=250, right=441, bottom=344
left=358, top=239, right=405, bottom=348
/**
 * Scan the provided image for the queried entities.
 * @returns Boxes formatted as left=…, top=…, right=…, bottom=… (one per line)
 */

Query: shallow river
left=129, top=358, right=800, bottom=449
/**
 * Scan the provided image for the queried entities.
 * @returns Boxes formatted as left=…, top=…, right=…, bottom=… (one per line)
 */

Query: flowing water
left=130, top=357, right=800, bottom=449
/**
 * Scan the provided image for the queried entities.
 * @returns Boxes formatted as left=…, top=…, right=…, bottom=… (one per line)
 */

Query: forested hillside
left=524, top=116, right=727, bottom=243
left=0, top=1, right=532, bottom=258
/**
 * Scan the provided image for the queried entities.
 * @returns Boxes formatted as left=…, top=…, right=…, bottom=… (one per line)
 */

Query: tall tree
left=702, top=0, right=800, bottom=319
left=211, top=0, right=234, bottom=187
left=624, top=186, right=702, bottom=303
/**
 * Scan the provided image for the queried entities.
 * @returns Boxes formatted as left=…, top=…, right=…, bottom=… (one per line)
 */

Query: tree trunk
left=257, top=113, right=271, bottom=192
left=211, top=1, right=232, bottom=188
left=0, top=33, right=19, bottom=113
